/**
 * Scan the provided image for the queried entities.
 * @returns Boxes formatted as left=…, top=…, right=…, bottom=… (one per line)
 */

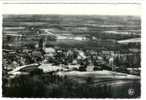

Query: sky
left=1, top=3, right=141, bottom=16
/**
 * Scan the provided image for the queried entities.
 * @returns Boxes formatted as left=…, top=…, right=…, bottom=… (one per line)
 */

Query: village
left=2, top=15, right=141, bottom=98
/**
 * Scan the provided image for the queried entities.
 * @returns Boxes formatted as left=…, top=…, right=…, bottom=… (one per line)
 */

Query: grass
left=3, top=73, right=140, bottom=98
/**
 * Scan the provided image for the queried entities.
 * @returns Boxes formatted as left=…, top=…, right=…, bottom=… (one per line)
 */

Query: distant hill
left=3, top=15, right=140, bottom=41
